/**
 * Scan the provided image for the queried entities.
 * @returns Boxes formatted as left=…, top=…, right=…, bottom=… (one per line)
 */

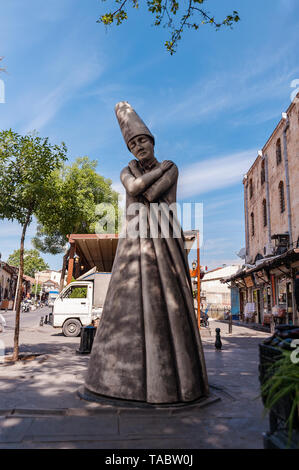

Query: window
left=63, top=285, right=88, bottom=299
left=261, top=160, right=265, bottom=185
left=250, top=212, right=255, bottom=236
left=276, top=138, right=282, bottom=165
left=263, top=199, right=267, bottom=227
left=279, top=181, right=285, bottom=213
left=249, top=179, right=253, bottom=199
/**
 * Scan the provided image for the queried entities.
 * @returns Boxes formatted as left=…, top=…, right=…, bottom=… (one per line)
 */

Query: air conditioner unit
left=264, top=243, right=274, bottom=257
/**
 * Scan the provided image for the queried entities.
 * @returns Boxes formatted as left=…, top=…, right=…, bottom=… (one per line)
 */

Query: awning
left=222, top=248, right=299, bottom=284
left=69, top=234, right=118, bottom=273
left=68, top=231, right=197, bottom=279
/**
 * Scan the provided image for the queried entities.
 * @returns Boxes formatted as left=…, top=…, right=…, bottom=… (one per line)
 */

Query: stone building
left=224, top=94, right=299, bottom=326
left=0, top=262, right=17, bottom=309
left=22, top=274, right=35, bottom=298
left=0, top=264, right=33, bottom=309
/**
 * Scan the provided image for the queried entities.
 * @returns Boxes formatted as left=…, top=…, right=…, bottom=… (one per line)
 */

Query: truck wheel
left=62, top=319, right=81, bottom=337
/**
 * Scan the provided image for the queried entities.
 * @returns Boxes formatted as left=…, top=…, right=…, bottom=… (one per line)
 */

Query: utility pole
left=13, top=269, right=21, bottom=311
left=190, top=230, right=201, bottom=330
left=197, top=230, right=201, bottom=331
left=35, top=274, right=39, bottom=302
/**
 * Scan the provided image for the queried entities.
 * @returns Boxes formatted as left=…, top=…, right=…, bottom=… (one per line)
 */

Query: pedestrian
left=0, top=313, right=6, bottom=333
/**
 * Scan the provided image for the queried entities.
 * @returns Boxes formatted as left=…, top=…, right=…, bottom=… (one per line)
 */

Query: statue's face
left=128, top=135, right=154, bottom=163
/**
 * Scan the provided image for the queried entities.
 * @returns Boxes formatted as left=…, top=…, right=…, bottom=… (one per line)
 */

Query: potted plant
left=259, top=328, right=299, bottom=449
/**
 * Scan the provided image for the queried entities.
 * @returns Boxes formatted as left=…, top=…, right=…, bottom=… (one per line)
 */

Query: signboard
left=244, top=275, right=255, bottom=288
left=254, top=272, right=264, bottom=286
left=231, top=287, right=240, bottom=315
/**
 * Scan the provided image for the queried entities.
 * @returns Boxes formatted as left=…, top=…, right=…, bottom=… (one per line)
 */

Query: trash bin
left=76, top=326, right=97, bottom=355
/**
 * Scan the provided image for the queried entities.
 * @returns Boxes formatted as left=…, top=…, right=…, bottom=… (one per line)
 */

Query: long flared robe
left=84, top=161, right=209, bottom=404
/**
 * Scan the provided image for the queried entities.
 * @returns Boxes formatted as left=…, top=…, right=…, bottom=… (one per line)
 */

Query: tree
left=0, top=129, right=67, bottom=360
left=31, top=282, right=42, bottom=297
left=33, top=156, right=120, bottom=291
left=98, top=0, right=240, bottom=54
left=7, top=249, right=49, bottom=278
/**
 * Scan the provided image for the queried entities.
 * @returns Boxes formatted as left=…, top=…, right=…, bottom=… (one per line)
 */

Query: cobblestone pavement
left=0, top=320, right=271, bottom=448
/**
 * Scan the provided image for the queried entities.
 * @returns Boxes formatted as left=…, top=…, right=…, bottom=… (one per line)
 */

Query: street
left=1, top=306, right=52, bottom=342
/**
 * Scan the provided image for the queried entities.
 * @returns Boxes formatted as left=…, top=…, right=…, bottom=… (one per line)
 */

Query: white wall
left=201, top=265, right=241, bottom=307
left=35, top=270, right=61, bottom=284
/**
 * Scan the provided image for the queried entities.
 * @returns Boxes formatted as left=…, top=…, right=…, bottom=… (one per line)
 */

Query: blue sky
left=0, top=0, right=299, bottom=270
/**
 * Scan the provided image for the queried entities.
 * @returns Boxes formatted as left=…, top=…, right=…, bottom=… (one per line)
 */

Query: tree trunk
left=59, top=248, right=70, bottom=292
left=12, top=212, right=31, bottom=361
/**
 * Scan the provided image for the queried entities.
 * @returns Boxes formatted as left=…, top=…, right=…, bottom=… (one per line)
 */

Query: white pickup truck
left=49, top=268, right=112, bottom=336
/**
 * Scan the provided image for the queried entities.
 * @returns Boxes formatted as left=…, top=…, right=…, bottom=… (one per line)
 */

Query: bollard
left=44, top=315, right=48, bottom=324
left=270, top=315, right=275, bottom=334
left=215, top=328, right=222, bottom=350
left=76, top=326, right=97, bottom=355
left=40, top=316, right=44, bottom=327
left=228, top=313, right=233, bottom=334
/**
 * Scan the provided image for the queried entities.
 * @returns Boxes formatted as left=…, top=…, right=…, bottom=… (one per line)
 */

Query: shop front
left=0, top=263, right=17, bottom=310
left=274, top=272, right=294, bottom=325
left=223, top=248, right=299, bottom=327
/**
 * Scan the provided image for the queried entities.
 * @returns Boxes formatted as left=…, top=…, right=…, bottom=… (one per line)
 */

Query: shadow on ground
left=0, top=325, right=270, bottom=448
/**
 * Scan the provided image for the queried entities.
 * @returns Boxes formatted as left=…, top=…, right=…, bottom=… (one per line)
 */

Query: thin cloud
left=22, top=58, right=103, bottom=133
left=178, top=149, right=257, bottom=199
left=147, top=38, right=299, bottom=132
left=204, top=195, right=242, bottom=212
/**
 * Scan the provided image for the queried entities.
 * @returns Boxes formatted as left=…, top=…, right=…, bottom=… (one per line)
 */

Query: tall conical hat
left=115, top=101, right=155, bottom=149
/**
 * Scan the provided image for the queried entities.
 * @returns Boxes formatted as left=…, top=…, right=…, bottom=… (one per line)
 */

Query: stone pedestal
left=77, top=385, right=220, bottom=410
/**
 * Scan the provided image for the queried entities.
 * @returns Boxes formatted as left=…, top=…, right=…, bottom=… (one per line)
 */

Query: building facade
left=35, top=270, right=62, bottom=285
left=0, top=263, right=33, bottom=309
left=226, top=95, right=299, bottom=326
left=0, top=262, right=17, bottom=309
left=201, top=265, right=241, bottom=318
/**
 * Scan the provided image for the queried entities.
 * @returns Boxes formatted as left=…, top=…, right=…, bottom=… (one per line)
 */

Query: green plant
left=69, top=287, right=87, bottom=299
left=98, top=0, right=240, bottom=54
left=261, top=344, right=299, bottom=444
left=0, top=129, right=67, bottom=360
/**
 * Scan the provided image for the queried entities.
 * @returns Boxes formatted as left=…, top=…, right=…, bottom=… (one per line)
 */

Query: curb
left=216, top=320, right=271, bottom=334
left=0, top=394, right=221, bottom=418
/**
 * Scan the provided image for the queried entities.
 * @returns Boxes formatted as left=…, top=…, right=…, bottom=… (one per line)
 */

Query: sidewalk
left=217, top=318, right=271, bottom=333
left=0, top=321, right=271, bottom=449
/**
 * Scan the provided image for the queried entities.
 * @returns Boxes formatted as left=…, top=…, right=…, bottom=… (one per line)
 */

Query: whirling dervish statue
left=82, top=102, right=209, bottom=405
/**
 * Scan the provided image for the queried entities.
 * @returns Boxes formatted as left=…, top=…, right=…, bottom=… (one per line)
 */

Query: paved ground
left=0, top=306, right=52, bottom=337
left=0, top=317, right=271, bottom=449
